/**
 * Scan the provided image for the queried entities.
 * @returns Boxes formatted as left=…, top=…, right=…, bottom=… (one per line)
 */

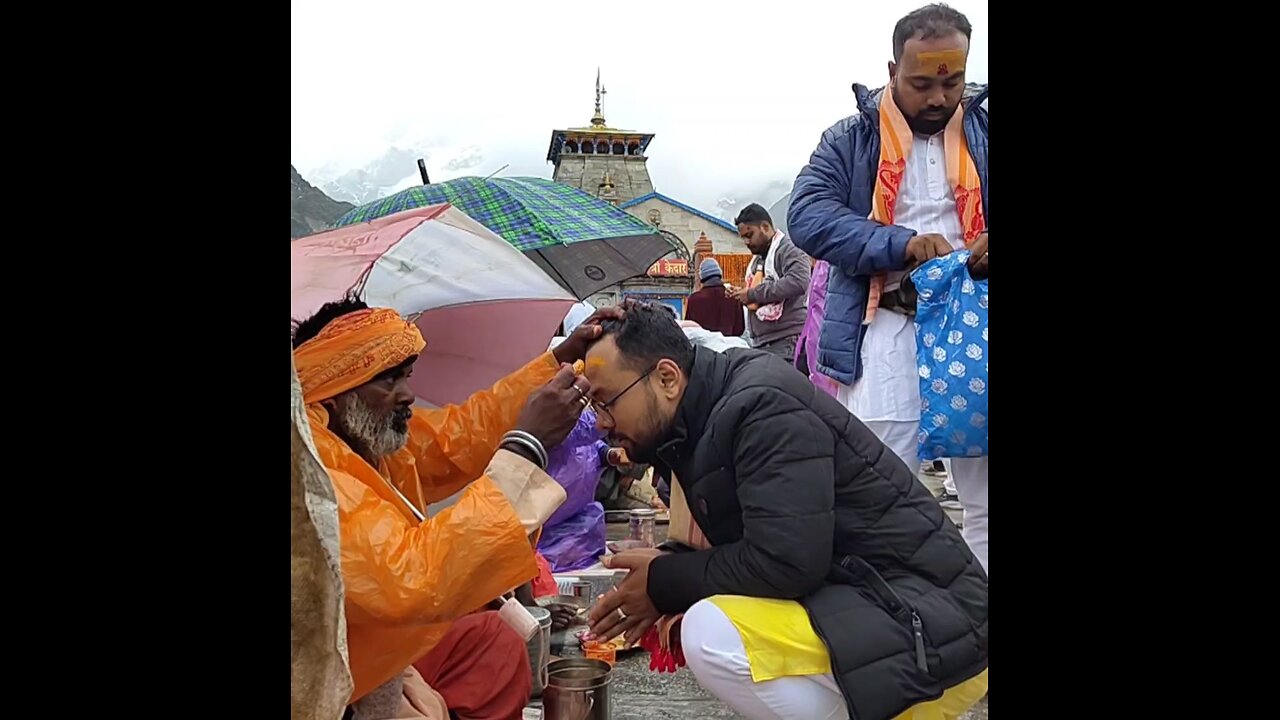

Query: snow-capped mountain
left=308, top=144, right=486, bottom=206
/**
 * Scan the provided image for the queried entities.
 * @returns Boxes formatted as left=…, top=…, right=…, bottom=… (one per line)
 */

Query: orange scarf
left=294, top=308, right=426, bottom=405
left=866, top=89, right=986, bottom=325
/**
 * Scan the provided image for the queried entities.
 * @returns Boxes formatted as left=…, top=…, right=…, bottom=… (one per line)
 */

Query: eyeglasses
left=591, top=365, right=655, bottom=423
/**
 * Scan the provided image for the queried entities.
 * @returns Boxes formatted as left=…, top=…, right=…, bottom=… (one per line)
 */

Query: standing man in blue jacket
left=788, top=3, right=989, bottom=573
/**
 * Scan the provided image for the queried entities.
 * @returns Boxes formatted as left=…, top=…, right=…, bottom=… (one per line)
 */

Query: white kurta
left=834, top=130, right=989, bottom=574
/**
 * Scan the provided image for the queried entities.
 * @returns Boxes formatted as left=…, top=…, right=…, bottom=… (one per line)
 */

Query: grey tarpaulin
left=291, top=349, right=353, bottom=719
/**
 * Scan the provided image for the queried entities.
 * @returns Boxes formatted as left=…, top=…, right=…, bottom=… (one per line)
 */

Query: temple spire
left=591, top=68, right=607, bottom=127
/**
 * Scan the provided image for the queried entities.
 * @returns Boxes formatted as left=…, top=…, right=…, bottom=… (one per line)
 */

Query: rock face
left=291, top=165, right=354, bottom=239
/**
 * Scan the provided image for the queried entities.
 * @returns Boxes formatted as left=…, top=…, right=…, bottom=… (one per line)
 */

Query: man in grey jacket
left=727, top=203, right=811, bottom=362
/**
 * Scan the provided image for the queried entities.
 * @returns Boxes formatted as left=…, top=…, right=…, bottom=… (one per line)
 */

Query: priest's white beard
left=337, top=393, right=410, bottom=459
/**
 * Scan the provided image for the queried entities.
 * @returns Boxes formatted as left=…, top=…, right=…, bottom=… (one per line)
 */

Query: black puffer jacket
left=647, top=346, right=987, bottom=720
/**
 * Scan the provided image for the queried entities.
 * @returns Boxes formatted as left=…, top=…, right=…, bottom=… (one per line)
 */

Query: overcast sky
left=291, top=0, right=988, bottom=213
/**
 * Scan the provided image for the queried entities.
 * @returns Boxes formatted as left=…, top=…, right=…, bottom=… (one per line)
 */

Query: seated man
left=584, top=302, right=987, bottom=720
left=292, top=295, right=609, bottom=719
left=595, top=447, right=661, bottom=512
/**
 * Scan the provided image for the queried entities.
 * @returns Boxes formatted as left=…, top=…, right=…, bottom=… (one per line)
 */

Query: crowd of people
left=290, top=4, right=988, bottom=719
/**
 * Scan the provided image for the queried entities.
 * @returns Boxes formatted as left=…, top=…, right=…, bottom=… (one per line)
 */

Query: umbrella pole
left=417, top=158, right=430, bottom=185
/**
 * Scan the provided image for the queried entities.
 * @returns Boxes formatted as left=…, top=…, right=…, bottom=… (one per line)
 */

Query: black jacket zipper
left=838, top=554, right=930, bottom=674
left=911, top=612, right=928, bottom=673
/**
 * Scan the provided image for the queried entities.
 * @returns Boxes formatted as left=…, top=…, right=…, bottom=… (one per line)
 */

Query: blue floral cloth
left=912, top=250, right=988, bottom=460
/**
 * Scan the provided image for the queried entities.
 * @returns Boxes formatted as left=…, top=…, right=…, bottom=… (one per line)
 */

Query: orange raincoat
left=307, top=350, right=560, bottom=701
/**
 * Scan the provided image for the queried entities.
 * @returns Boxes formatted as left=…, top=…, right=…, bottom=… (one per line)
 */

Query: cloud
left=292, top=0, right=988, bottom=213
left=444, top=146, right=485, bottom=172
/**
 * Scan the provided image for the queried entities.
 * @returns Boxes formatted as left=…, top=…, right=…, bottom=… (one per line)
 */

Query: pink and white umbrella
left=291, top=204, right=575, bottom=406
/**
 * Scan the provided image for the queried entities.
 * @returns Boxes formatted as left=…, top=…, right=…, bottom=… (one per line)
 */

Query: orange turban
left=294, top=308, right=426, bottom=405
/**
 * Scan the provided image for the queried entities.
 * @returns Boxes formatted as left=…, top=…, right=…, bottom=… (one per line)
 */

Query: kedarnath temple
left=545, top=72, right=752, bottom=316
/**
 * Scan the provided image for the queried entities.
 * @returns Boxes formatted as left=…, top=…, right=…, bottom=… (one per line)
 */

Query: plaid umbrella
left=335, top=176, right=676, bottom=299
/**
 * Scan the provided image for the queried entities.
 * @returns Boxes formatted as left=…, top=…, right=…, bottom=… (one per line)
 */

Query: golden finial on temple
left=591, top=67, right=607, bottom=127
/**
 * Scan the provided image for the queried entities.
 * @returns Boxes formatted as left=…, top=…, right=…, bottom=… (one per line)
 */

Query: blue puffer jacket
left=788, top=83, right=988, bottom=385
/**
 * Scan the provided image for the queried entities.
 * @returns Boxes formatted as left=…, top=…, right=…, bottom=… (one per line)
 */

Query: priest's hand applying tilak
left=552, top=306, right=626, bottom=364
left=514, top=365, right=592, bottom=449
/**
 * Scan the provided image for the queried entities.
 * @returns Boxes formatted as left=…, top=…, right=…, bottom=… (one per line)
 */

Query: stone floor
left=530, top=468, right=987, bottom=719
left=533, top=646, right=986, bottom=719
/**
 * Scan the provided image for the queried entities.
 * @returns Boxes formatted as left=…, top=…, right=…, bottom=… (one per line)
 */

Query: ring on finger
left=573, top=383, right=588, bottom=398
left=579, top=396, right=590, bottom=408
